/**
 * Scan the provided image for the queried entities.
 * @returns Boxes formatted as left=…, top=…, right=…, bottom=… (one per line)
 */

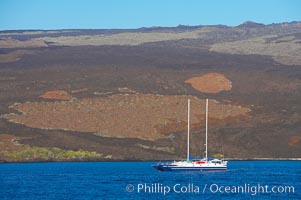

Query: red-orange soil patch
left=288, top=136, right=301, bottom=146
left=118, top=87, right=137, bottom=93
left=4, top=94, right=250, bottom=140
left=185, top=73, right=232, bottom=93
left=71, top=88, right=88, bottom=94
left=39, top=90, right=73, bottom=100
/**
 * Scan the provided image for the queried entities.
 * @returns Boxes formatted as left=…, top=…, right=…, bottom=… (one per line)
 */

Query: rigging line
left=220, top=103, right=225, bottom=160
left=171, top=97, right=188, bottom=158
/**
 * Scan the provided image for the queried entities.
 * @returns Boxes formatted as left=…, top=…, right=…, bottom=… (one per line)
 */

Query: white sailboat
left=153, top=99, right=228, bottom=171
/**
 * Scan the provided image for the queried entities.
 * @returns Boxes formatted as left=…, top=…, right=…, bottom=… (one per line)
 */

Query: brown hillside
left=0, top=38, right=48, bottom=48
left=0, top=50, right=35, bottom=63
left=4, top=94, right=250, bottom=140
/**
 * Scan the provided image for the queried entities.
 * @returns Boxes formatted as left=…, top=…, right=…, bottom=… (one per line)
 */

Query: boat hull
left=153, top=164, right=227, bottom=172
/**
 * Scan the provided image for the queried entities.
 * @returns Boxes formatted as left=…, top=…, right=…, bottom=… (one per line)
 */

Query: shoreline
left=224, top=158, right=301, bottom=161
left=1, top=158, right=301, bottom=164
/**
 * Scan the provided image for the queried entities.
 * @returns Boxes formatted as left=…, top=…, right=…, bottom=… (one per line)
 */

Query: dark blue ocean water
left=0, top=161, right=300, bottom=199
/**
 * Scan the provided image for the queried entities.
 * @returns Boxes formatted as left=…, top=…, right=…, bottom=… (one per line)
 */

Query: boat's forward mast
left=187, top=99, right=190, bottom=161
left=205, top=98, right=208, bottom=162
left=187, top=98, right=209, bottom=162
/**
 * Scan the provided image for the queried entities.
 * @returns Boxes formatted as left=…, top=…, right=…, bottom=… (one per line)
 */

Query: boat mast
left=205, top=99, right=208, bottom=161
left=187, top=99, right=190, bottom=161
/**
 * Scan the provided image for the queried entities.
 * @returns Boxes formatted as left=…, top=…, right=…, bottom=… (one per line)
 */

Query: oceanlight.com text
left=208, top=183, right=295, bottom=196
left=126, top=183, right=295, bottom=196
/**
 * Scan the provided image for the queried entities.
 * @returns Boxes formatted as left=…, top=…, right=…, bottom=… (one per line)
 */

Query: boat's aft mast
left=187, top=99, right=190, bottom=161
left=205, top=99, right=208, bottom=162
